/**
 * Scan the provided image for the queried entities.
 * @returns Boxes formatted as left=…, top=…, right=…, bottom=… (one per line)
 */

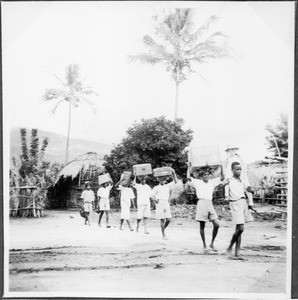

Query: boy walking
left=132, top=175, right=152, bottom=234
left=97, top=181, right=113, bottom=228
left=187, top=166, right=226, bottom=253
left=226, top=162, right=254, bottom=259
left=151, top=169, right=177, bottom=240
left=117, top=180, right=135, bottom=231
left=80, top=182, right=95, bottom=226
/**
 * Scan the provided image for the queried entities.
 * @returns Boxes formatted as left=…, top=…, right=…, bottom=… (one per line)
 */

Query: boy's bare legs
left=199, top=221, right=207, bottom=252
left=136, top=219, right=141, bottom=232
left=210, top=219, right=220, bottom=250
left=86, top=212, right=90, bottom=226
left=227, top=224, right=244, bottom=256
left=160, top=219, right=166, bottom=239
left=98, top=211, right=104, bottom=226
left=119, top=219, right=124, bottom=230
left=105, top=211, right=110, bottom=228
left=143, top=217, right=149, bottom=234
left=126, top=220, right=134, bottom=231
left=161, top=218, right=170, bottom=239
left=235, top=235, right=242, bottom=257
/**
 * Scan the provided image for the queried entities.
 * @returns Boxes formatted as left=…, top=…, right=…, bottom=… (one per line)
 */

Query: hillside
left=10, top=128, right=113, bottom=164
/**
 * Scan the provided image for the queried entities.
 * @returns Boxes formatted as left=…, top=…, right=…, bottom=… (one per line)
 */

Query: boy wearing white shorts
left=80, top=182, right=95, bottom=226
left=132, top=175, right=152, bottom=234
left=97, top=181, right=113, bottom=228
left=187, top=167, right=225, bottom=253
left=118, top=181, right=135, bottom=231
left=152, top=169, right=177, bottom=240
left=226, top=162, right=254, bottom=259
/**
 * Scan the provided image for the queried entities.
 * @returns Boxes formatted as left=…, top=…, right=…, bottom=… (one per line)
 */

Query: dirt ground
left=8, top=204, right=288, bottom=297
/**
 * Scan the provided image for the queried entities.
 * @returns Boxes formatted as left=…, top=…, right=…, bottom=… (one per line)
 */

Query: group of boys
left=81, top=153, right=255, bottom=259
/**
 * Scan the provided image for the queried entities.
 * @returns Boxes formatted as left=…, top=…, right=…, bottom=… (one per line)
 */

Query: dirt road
left=8, top=207, right=288, bottom=296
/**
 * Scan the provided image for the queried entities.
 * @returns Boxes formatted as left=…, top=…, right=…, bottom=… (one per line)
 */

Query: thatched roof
left=57, top=152, right=105, bottom=181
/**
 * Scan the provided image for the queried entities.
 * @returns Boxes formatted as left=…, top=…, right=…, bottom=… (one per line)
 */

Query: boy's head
left=157, top=176, right=167, bottom=185
left=201, top=170, right=210, bottom=182
left=138, top=175, right=147, bottom=184
left=85, top=182, right=91, bottom=189
left=231, top=162, right=242, bottom=178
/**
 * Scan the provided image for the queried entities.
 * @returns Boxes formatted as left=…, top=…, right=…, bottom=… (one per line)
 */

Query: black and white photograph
left=2, top=1, right=294, bottom=298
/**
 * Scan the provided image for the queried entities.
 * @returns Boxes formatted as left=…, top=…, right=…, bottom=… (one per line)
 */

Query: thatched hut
left=47, top=152, right=105, bottom=209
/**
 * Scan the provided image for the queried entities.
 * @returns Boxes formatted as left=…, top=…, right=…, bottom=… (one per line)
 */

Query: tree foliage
left=42, top=64, right=99, bottom=163
left=104, top=116, right=193, bottom=183
left=265, top=113, right=288, bottom=158
left=129, top=8, right=230, bottom=119
left=19, top=128, right=50, bottom=179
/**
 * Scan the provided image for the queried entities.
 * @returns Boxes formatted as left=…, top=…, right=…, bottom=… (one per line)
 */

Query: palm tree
left=42, top=64, right=99, bottom=164
left=129, top=8, right=231, bottom=120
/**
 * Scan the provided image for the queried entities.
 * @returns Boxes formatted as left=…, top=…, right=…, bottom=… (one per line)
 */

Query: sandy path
left=8, top=209, right=287, bottom=296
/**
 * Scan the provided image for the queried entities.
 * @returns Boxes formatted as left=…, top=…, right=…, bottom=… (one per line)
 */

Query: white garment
left=81, top=190, right=95, bottom=203
left=191, top=177, right=220, bottom=200
left=97, top=185, right=112, bottom=199
left=134, top=183, right=152, bottom=206
left=227, top=176, right=249, bottom=200
left=119, top=186, right=135, bottom=207
left=152, top=182, right=174, bottom=202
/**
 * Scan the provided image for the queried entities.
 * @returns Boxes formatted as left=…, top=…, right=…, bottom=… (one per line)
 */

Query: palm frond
left=128, top=54, right=165, bottom=65
left=178, top=9, right=194, bottom=37
left=75, top=95, right=97, bottom=114
left=52, top=74, right=66, bottom=87
left=143, top=35, right=172, bottom=60
left=50, top=99, right=65, bottom=114
left=42, top=88, right=68, bottom=101
left=185, top=31, right=230, bottom=58
left=65, top=64, right=80, bottom=86
left=190, top=15, right=219, bottom=41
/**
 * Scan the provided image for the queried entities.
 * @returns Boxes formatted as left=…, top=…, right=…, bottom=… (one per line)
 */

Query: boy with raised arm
left=226, top=162, right=254, bottom=259
left=187, top=164, right=227, bottom=253
left=151, top=168, right=177, bottom=240
left=97, top=181, right=113, bottom=228
left=132, top=175, right=152, bottom=234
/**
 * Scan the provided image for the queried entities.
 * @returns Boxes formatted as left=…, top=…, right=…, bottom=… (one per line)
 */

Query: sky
left=2, top=1, right=295, bottom=163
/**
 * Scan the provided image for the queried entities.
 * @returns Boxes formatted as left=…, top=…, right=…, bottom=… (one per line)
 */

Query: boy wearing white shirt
left=97, top=181, right=113, bottom=228
left=80, top=182, right=95, bottom=226
left=133, top=175, right=152, bottom=234
left=187, top=166, right=227, bottom=252
left=117, top=180, right=135, bottom=231
left=226, top=162, right=254, bottom=259
left=151, top=169, right=177, bottom=240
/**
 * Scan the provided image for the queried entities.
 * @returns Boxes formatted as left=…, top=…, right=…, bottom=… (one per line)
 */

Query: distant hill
left=10, top=128, right=113, bottom=164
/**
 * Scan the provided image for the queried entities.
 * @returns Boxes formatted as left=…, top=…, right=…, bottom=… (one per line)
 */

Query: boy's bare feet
left=226, top=248, right=233, bottom=257
left=98, top=224, right=101, bottom=227
left=209, top=245, right=218, bottom=252
left=162, top=235, right=168, bottom=240
left=203, top=248, right=209, bottom=254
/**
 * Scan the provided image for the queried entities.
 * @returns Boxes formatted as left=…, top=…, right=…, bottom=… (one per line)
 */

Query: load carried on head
left=187, top=145, right=222, bottom=178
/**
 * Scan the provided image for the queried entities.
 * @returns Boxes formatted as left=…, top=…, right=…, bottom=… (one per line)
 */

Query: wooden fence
left=10, top=186, right=43, bottom=217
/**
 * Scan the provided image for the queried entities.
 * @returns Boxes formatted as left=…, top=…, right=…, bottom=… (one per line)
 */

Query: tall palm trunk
left=174, top=68, right=180, bottom=120
left=65, top=99, right=72, bottom=164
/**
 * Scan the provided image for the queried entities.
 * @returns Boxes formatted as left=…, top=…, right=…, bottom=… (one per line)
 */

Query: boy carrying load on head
left=132, top=175, right=152, bottom=234
left=117, top=177, right=135, bottom=231
left=186, top=164, right=228, bottom=253
left=226, top=162, right=255, bottom=259
left=151, top=168, right=177, bottom=240
left=97, top=180, right=113, bottom=228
